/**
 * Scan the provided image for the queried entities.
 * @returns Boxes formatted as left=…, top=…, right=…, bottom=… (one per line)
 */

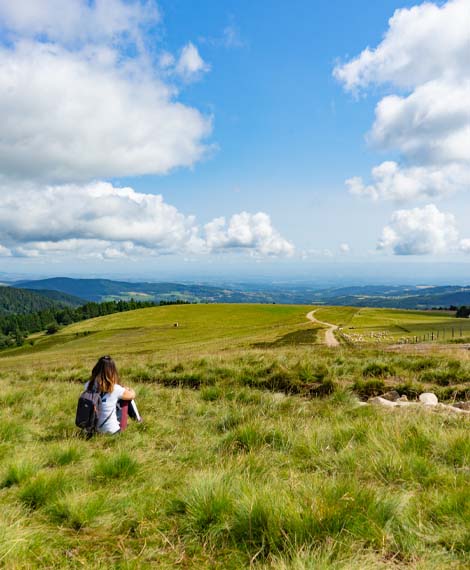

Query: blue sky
left=0, top=0, right=470, bottom=281
left=136, top=0, right=405, bottom=243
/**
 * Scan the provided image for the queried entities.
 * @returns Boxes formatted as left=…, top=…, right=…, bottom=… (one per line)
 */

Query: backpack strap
left=87, top=380, right=113, bottom=430
left=98, top=409, right=114, bottom=429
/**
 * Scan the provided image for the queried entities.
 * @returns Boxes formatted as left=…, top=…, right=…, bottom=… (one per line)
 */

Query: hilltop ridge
left=14, top=277, right=470, bottom=309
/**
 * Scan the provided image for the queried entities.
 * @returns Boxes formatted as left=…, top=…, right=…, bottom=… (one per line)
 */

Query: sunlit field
left=0, top=304, right=469, bottom=569
left=314, top=306, right=470, bottom=344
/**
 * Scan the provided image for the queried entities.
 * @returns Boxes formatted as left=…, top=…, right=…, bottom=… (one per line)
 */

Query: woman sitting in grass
left=85, top=355, right=136, bottom=435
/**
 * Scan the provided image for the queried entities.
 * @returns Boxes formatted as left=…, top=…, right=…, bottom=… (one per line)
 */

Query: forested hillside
left=0, top=286, right=83, bottom=315
left=29, top=289, right=85, bottom=306
left=0, top=298, right=158, bottom=349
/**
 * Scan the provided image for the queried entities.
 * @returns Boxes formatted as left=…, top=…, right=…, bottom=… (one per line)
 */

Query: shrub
left=48, top=494, right=105, bottom=530
left=395, top=381, right=424, bottom=399
left=93, top=452, right=138, bottom=480
left=306, top=377, right=336, bottom=397
left=396, top=356, right=438, bottom=372
left=216, top=411, right=244, bottom=433
left=48, top=444, right=81, bottom=467
left=435, top=386, right=470, bottom=401
left=1, top=462, right=36, bottom=488
left=19, top=473, right=67, bottom=509
left=171, top=475, right=233, bottom=542
left=201, top=386, right=222, bottom=401
left=230, top=491, right=283, bottom=555
left=362, top=361, right=395, bottom=377
left=353, top=378, right=385, bottom=398
left=295, top=362, right=329, bottom=383
left=440, top=435, right=470, bottom=468
left=45, top=322, right=60, bottom=335
left=0, top=420, right=28, bottom=443
left=162, top=372, right=208, bottom=389
left=222, top=425, right=289, bottom=453
left=420, top=369, right=463, bottom=386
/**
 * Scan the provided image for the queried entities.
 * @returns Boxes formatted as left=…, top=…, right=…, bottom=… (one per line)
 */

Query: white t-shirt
left=84, top=381, right=126, bottom=434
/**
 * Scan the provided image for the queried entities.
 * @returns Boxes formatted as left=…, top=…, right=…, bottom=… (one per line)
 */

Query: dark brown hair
left=91, top=355, right=120, bottom=393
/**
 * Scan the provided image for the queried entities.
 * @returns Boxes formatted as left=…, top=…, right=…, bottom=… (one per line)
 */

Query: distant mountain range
left=307, top=285, right=470, bottom=309
left=15, top=277, right=277, bottom=304
left=13, top=277, right=470, bottom=310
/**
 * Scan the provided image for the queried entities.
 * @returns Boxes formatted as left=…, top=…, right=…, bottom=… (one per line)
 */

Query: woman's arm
left=121, top=387, right=136, bottom=400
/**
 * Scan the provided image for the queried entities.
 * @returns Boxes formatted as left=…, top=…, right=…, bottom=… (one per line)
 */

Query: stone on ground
left=419, top=392, right=438, bottom=406
left=369, top=396, right=399, bottom=407
left=452, top=402, right=470, bottom=411
left=381, top=390, right=400, bottom=402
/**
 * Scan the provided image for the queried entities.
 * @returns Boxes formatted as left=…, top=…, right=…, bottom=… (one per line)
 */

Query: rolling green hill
left=0, top=303, right=312, bottom=367
left=2, top=303, right=470, bottom=366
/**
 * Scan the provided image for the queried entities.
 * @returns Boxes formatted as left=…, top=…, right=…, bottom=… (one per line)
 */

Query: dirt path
left=306, top=310, right=340, bottom=347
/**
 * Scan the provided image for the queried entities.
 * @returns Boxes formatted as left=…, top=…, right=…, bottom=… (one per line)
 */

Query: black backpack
left=75, top=382, right=112, bottom=437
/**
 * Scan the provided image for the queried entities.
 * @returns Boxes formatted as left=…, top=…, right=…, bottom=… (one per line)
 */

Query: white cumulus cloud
left=0, top=182, right=293, bottom=259
left=377, top=204, right=459, bottom=255
left=204, top=212, right=294, bottom=256
left=346, top=161, right=470, bottom=202
left=0, top=1, right=293, bottom=263
left=334, top=0, right=470, bottom=91
left=0, top=0, right=159, bottom=46
left=336, top=0, right=470, bottom=203
left=0, top=42, right=212, bottom=182
left=175, top=42, right=210, bottom=81
left=370, top=81, right=470, bottom=165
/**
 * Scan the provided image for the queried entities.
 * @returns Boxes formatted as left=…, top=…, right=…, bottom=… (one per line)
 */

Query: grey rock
left=369, top=396, right=399, bottom=407
left=380, top=390, right=400, bottom=402
left=436, top=403, right=470, bottom=414
left=419, top=393, right=438, bottom=406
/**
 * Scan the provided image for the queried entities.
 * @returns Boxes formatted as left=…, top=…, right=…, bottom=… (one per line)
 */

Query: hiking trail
left=306, top=310, right=340, bottom=347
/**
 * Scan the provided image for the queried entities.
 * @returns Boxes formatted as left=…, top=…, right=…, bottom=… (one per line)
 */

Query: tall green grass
left=0, top=363, right=468, bottom=568
left=0, top=304, right=469, bottom=568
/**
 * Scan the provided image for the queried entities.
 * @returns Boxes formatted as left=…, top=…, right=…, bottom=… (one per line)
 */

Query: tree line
left=0, top=298, right=191, bottom=349
left=456, top=306, right=470, bottom=318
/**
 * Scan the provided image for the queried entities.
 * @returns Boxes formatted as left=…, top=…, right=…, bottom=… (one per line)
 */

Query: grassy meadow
left=314, top=306, right=470, bottom=344
left=0, top=304, right=469, bottom=569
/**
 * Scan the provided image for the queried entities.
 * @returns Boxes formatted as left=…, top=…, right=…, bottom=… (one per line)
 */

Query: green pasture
left=315, top=306, right=470, bottom=344
left=0, top=304, right=318, bottom=372
left=2, top=304, right=470, bottom=376
left=0, top=304, right=469, bottom=568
